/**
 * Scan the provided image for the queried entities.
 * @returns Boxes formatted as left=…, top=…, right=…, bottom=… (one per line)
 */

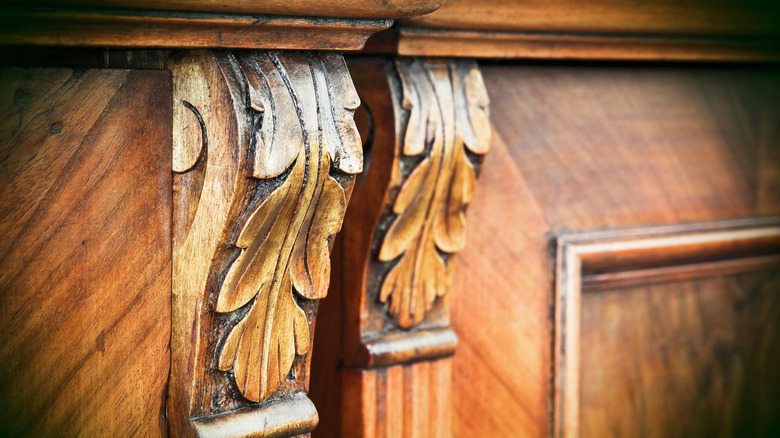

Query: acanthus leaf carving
left=377, top=59, right=490, bottom=329
left=173, top=50, right=361, bottom=407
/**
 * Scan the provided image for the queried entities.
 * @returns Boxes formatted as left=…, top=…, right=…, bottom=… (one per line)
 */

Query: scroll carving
left=377, top=59, right=490, bottom=328
left=170, top=50, right=360, bottom=435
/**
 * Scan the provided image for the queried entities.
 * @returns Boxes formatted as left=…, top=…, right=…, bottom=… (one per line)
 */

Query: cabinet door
left=0, top=67, right=171, bottom=437
left=450, top=65, right=780, bottom=437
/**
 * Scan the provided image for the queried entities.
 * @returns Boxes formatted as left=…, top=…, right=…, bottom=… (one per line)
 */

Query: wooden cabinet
left=1, top=1, right=779, bottom=437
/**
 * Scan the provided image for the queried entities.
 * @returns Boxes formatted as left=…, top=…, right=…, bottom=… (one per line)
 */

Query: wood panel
left=581, top=271, right=780, bottom=438
left=442, top=64, right=780, bottom=437
left=0, top=67, right=171, bottom=436
left=555, top=221, right=780, bottom=438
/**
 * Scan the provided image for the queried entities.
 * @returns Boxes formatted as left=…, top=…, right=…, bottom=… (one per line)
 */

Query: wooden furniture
left=1, top=0, right=779, bottom=437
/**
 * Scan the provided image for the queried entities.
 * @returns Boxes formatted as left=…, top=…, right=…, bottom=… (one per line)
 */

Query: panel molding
left=554, top=218, right=780, bottom=438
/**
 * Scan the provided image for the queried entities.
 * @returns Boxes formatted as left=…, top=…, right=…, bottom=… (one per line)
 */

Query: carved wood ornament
left=378, top=59, right=490, bottom=328
left=169, top=50, right=360, bottom=435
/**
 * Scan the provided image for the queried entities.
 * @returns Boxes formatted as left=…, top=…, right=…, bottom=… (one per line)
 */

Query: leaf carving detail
left=378, top=60, right=490, bottom=329
left=213, top=52, right=358, bottom=403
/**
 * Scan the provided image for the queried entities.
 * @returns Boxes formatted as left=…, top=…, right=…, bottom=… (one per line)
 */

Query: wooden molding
left=554, top=218, right=780, bottom=438
left=396, top=29, right=780, bottom=61
left=169, top=50, right=361, bottom=436
left=12, top=0, right=446, bottom=19
left=0, top=7, right=392, bottom=50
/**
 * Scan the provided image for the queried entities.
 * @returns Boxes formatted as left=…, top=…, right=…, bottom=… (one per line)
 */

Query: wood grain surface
left=443, top=63, right=780, bottom=437
left=0, top=67, right=171, bottom=436
left=395, top=29, right=780, bottom=61
left=581, top=271, right=780, bottom=438
left=341, top=360, right=453, bottom=438
left=169, top=50, right=360, bottom=437
left=0, top=8, right=392, bottom=50
left=405, top=0, right=780, bottom=37
left=11, top=0, right=445, bottom=19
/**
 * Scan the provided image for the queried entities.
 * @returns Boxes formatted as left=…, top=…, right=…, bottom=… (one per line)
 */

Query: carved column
left=311, top=57, right=491, bottom=437
left=168, top=50, right=362, bottom=437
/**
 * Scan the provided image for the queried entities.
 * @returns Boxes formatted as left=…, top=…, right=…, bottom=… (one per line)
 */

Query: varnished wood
left=0, top=67, right=171, bottom=436
left=405, top=0, right=780, bottom=37
left=395, top=29, right=780, bottom=61
left=555, top=220, right=780, bottom=438
left=342, top=360, right=453, bottom=438
left=441, top=63, right=780, bottom=437
left=0, top=8, right=391, bottom=50
left=580, top=272, right=780, bottom=438
left=393, top=0, right=780, bottom=60
left=14, top=0, right=445, bottom=19
left=310, top=57, right=490, bottom=437
left=169, top=50, right=361, bottom=437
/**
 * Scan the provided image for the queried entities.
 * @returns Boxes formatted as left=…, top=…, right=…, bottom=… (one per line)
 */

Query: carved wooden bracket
left=310, top=57, right=491, bottom=437
left=169, top=50, right=361, bottom=437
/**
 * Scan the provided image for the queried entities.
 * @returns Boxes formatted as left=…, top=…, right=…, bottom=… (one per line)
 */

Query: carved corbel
left=311, top=57, right=490, bottom=436
left=168, top=50, right=361, bottom=437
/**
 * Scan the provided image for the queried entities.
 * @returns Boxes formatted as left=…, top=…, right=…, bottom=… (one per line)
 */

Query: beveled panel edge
left=553, top=217, right=780, bottom=438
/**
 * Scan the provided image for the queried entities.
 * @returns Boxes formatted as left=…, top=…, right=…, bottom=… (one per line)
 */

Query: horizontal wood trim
left=564, top=219, right=780, bottom=272
left=12, top=0, right=445, bottom=19
left=397, top=29, right=780, bottom=61
left=191, top=393, right=318, bottom=438
left=581, top=254, right=780, bottom=291
left=404, top=0, right=780, bottom=37
left=555, top=218, right=780, bottom=438
left=356, top=328, right=458, bottom=368
left=0, top=8, right=391, bottom=49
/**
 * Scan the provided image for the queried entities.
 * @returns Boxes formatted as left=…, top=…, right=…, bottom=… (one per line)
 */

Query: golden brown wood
left=341, top=360, right=453, bottom=438
left=580, top=272, right=780, bottom=438
left=0, top=8, right=392, bottom=50
left=439, top=64, right=780, bottom=438
left=310, top=57, right=490, bottom=437
left=377, top=58, right=490, bottom=328
left=396, top=29, right=780, bottom=61
left=169, top=50, right=361, bottom=436
left=0, top=67, right=171, bottom=436
left=14, top=0, right=445, bottom=19
left=555, top=220, right=780, bottom=438
left=405, top=0, right=780, bottom=36
left=392, top=0, right=780, bottom=60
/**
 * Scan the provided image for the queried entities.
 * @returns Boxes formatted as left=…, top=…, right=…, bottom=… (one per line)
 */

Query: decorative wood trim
left=376, top=58, right=491, bottom=330
left=0, top=7, right=392, bottom=50
left=308, top=56, right=491, bottom=437
left=554, top=218, right=780, bottom=438
left=169, top=50, right=361, bottom=436
left=16, top=0, right=446, bottom=19
left=396, top=29, right=780, bottom=61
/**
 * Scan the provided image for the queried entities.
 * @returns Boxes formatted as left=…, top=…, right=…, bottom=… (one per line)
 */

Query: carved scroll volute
left=169, top=50, right=361, bottom=437
left=378, top=59, right=491, bottom=328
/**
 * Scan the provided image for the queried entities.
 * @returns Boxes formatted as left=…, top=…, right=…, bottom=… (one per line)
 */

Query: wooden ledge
left=356, top=328, right=458, bottom=368
left=0, top=7, right=392, bottom=50
left=396, top=28, right=780, bottom=61
left=191, top=393, right=318, bottom=438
